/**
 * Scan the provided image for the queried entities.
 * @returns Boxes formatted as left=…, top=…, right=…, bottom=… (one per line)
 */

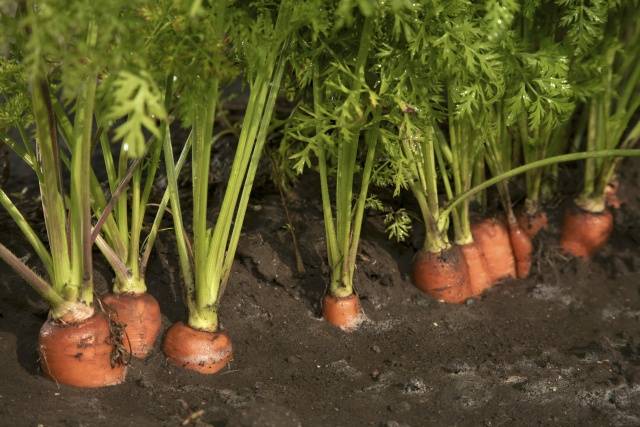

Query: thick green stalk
left=163, top=126, right=197, bottom=319
left=0, top=242, right=65, bottom=309
left=140, top=132, right=192, bottom=272
left=69, top=69, right=97, bottom=306
left=421, top=126, right=449, bottom=252
left=345, top=119, right=379, bottom=288
left=219, top=53, right=287, bottom=294
left=313, top=68, right=339, bottom=273
left=193, top=84, right=218, bottom=310
left=580, top=100, right=599, bottom=201
left=332, top=17, right=373, bottom=297
left=115, top=145, right=130, bottom=259
left=0, top=189, right=53, bottom=277
left=207, top=69, right=269, bottom=290
left=31, top=80, right=71, bottom=297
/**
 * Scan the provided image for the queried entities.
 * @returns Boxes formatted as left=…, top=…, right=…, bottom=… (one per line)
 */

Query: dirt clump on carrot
left=38, top=311, right=127, bottom=388
left=101, top=292, right=161, bottom=359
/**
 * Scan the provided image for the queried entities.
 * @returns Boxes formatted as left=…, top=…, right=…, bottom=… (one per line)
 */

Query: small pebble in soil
left=402, top=377, right=428, bottom=395
left=371, top=345, right=381, bottom=353
left=371, top=369, right=381, bottom=380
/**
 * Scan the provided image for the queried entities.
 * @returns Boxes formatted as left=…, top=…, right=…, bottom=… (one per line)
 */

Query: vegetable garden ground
left=0, top=157, right=639, bottom=427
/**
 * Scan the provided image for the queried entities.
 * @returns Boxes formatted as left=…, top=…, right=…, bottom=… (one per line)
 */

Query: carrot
left=38, top=311, right=127, bottom=388
left=460, top=242, right=492, bottom=296
left=471, top=218, right=516, bottom=283
left=560, top=205, right=613, bottom=258
left=101, top=292, right=161, bottom=359
left=322, top=293, right=363, bottom=331
left=412, top=247, right=471, bottom=303
left=517, top=209, right=549, bottom=239
left=507, top=222, right=534, bottom=278
left=162, top=322, right=233, bottom=374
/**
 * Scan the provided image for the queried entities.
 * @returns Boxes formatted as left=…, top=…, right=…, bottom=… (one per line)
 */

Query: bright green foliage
left=105, top=71, right=166, bottom=158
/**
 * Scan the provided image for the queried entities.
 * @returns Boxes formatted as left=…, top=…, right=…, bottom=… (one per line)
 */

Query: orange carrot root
left=322, top=293, right=363, bottom=331
left=460, top=242, right=492, bottom=296
left=508, top=223, right=534, bottom=279
left=561, top=205, right=613, bottom=258
left=471, top=218, right=516, bottom=283
left=101, top=292, right=162, bottom=359
left=38, top=312, right=127, bottom=388
left=162, top=322, right=233, bottom=375
left=412, top=246, right=471, bottom=303
left=517, top=209, right=549, bottom=239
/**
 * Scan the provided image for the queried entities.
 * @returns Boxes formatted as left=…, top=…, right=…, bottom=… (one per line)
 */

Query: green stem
left=219, top=52, right=287, bottom=296
left=0, top=242, right=65, bottom=309
left=193, top=84, right=218, bottom=310
left=581, top=100, right=598, bottom=199
left=440, top=149, right=640, bottom=228
left=31, top=79, right=71, bottom=297
left=313, top=68, right=339, bottom=277
left=0, top=189, right=53, bottom=277
left=140, top=132, right=192, bottom=274
left=69, top=66, right=97, bottom=306
left=345, top=119, right=380, bottom=290
left=163, top=124, right=196, bottom=316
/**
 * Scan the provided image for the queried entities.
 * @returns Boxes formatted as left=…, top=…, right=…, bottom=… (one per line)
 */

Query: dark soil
left=1, top=158, right=639, bottom=427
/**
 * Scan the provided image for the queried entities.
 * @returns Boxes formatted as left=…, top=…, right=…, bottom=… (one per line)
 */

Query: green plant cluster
left=0, top=0, right=638, bottom=331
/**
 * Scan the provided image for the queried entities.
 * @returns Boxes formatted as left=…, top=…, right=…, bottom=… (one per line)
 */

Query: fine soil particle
left=0, top=159, right=639, bottom=426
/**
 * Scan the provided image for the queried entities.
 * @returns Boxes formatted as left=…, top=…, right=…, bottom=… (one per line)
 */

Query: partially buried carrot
left=460, top=242, right=492, bottom=296
left=507, top=221, right=534, bottom=278
left=412, top=246, right=471, bottom=303
left=517, top=209, right=549, bottom=239
left=101, top=292, right=162, bottom=359
left=163, top=322, right=233, bottom=375
left=322, top=293, right=363, bottom=331
left=560, top=204, right=613, bottom=258
left=39, top=310, right=127, bottom=388
left=471, top=218, right=516, bottom=283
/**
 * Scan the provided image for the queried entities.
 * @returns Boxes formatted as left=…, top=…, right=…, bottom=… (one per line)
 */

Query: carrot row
left=411, top=216, right=534, bottom=303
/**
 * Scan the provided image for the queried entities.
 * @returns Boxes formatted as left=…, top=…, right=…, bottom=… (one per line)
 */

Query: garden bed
left=0, top=160, right=639, bottom=426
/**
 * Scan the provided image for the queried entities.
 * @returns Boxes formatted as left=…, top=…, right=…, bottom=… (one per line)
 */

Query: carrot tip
left=162, top=322, right=233, bottom=375
left=322, top=293, right=364, bottom=331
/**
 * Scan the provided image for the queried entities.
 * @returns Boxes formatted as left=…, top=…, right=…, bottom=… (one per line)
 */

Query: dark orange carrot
left=507, top=222, right=533, bottom=279
left=38, top=312, right=127, bottom=388
left=163, top=322, right=233, bottom=375
left=412, top=246, right=471, bottom=303
left=517, top=209, right=549, bottom=239
left=460, top=242, right=492, bottom=296
left=471, top=218, right=516, bottom=283
left=322, top=293, right=363, bottom=331
left=101, top=292, right=161, bottom=359
left=561, top=205, right=613, bottom=258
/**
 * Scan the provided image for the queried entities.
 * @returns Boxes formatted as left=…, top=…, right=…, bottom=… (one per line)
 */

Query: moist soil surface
left=1, top=158, right=639, bottom=427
